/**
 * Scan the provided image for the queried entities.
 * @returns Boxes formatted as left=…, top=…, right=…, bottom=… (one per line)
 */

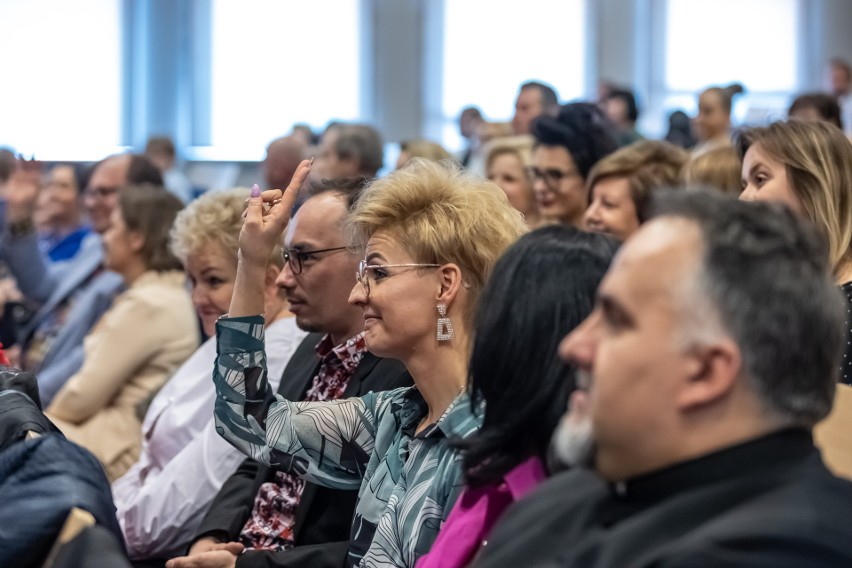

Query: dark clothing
left=473, top=429, right=852, bottom=568
left=193, top=332, right=412, bottom=568
left=840, top=281, right=852, bottom=385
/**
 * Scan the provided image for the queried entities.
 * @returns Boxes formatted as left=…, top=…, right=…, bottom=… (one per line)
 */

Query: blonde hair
left=586, top=140, right=689, bottom=221
left=347, top=159, right=527, bottom=324
left=169, top=188, right=284, bottom=267
left=484, top=136, right=534, bottom=172
left=683, top=145, right=742, bottom=195
left=737, top=120, right=852, bottom=275
left=399, top=139, right=454, bottom=164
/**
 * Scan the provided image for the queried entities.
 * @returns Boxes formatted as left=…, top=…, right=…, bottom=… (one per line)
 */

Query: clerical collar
left=610, top=428, right=814, bottom=502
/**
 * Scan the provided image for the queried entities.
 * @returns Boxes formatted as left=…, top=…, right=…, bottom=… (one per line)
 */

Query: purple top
left=416, top=456, right=547, bottom=568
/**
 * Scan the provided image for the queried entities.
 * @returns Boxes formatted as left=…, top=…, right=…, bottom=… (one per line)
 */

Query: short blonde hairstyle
left=484, top=136, right=534, bottom=172
left=170, top=188, right=284, bottom=267
left=347, top=159, right=527, bottom=324
left=399, top=139, right=454, bottom=164
left=737, top=120, right=852, bottom=275
left=586, top=140, right=689, bottom=222
left=683, top=145, right=742, bottom=195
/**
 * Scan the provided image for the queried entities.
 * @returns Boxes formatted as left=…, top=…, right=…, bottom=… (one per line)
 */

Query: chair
left=814, top=383, right=852, bottom=479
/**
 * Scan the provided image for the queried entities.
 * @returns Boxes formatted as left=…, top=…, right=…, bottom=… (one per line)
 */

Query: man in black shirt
left=474, top=190, right=852, bottom=567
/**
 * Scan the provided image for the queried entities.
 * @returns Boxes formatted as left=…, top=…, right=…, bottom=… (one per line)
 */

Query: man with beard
left=473, top=190, right=852, bottom=567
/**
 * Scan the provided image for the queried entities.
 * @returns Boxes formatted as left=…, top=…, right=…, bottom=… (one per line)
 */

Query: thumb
left=245, top=184, right=264, bottom=223
left=221, top=542, right=245, bottom=555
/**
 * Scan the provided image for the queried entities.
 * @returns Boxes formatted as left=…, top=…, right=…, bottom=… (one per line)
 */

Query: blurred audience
left=458, top=106, right=484, bottom=167
left=829, top=58, right=852, bottom=136
left=693, top=83, right=744, bottom=153
left=682, top=144, right=743, bottom=194
left=45, top=187, right=197, bottom=481
left=664, top=110, right=697, bottom=150
left=604, top=88, right=643, bottom=146
left=485, top=136, right=539, bottom=227
left=512, top=81, right=559, bottom=135
left=144, top=136, right=193, bottom=204
left=788, top=92, right=843, bottom=129
left=35, top=164, right=90, bottom=262
left=264, top=136, right=306, bottom=190
left=311, top=123, right=383, bottom=180
left=396, top=139, right=454, bottom=169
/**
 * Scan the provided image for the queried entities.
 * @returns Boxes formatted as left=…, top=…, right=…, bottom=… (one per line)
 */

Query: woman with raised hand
left=417, top=225, right=618, bottom=568
left=211, top=158, right=526, bottom=567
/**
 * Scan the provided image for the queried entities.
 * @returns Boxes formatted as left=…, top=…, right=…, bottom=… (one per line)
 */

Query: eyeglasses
left=356, top=260, right=440, bottom=298
left=526, top=166, right=580, bottom=188
left=283, top=246, right=348, bottom=274
left=83, top=186, right=119, bottom=200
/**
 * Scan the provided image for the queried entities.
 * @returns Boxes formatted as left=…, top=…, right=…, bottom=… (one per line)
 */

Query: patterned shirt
left=239, top=333, right=367, bottom=550
left=214, top=315, right=481, bottom=567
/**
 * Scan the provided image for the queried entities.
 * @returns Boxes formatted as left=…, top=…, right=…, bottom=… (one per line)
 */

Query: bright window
left=209, top=0, right=362, bottom=155
left=439, top=0, right=587, bottom=150
left=0, top=0, right=123, bottom=159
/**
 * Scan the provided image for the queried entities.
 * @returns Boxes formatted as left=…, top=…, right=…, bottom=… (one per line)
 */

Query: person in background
left=418, top=226, right=617, bottom=568
left=145, top=136, right=193, bottom=204
left=484, top=137, right=539, bottom=227
left=264, top=136, right=306, bottom=190
left=45, top=186, right=198, bottom=481
left=664, top=110, right=696, bottom=150
left=112, top=188, right=307, bottom=564
left=584, top=140, right=688, bottom=242
left=512, top=81, right=559, bottom=136
left=530, top=103, right=619, bottom=227
left=682, top=145, right=742, bottom=195
left=603, top=88, right=643, bottom=146
left=693, top=83, right=744, bottom=154
left=788, top=92, right=844, bottom=130
left=396, top=139, right=454, bottom=169
left=35, top=164, right=90, bottom=262
left=737, top=119, right=852, bottom=385
left=473, top=190, right=852, bottom=568
left=458, top=106, right=484, bottom=167
left=828, top=58, right=852, bottom=137
left=209, top=159, right=525, bottom=567
left=311, top=123, right=383, bottom=181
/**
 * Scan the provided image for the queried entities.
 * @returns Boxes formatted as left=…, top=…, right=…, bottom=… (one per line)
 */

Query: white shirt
left=112, top=317, right=307, bottom=560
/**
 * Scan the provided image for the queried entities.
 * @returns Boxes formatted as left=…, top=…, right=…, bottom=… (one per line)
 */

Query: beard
left=552, top=412, right=595, bottom=469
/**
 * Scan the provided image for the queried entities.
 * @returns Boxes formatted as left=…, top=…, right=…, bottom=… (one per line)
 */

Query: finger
left=279, top=159, right=313, bottom=211
left=244, top=184, right=264, bottom=224
left=221, top=542, right=245, bottom=554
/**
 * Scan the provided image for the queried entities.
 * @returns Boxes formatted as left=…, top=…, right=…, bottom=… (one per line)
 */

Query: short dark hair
left=127, top=154, right=165, bottom=187
left=294, top=176, right=371, bottom=216
left=456, top=225, right=619, bottom=486
left=334, top=124, right=383, bottom=178
left=118, top=185, right=185, bottom=272
left=648, top=189, right=844, bottom=426
left=607, top=88, right=639, bottom=123
left=144, top=136, right=176, bottom=159
left=532, top=102, right=620, bottom=180
left=521, top=81, right=559, bottom=112
left=788, top=92, right=843, bottom=130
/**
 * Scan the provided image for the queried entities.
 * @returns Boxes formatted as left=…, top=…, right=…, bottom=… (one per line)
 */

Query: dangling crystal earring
left=436, top=303, right=454, bottom=341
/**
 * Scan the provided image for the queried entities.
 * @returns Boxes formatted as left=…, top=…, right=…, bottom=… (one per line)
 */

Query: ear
left=435, top=263, right=465, bottom=308
left=127, top=230, right=145, bottom=254
left=263, top=264, right=282, bottom=302
left=675, top=338, right=742, bottom=411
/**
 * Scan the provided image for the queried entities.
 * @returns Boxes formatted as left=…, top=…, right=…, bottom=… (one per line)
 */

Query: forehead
left=593, top=176, right=631, bottom=198
left=287, top=193, right=347, bottom=246
left=90, top=157, right=129, bottom=187
left=188, top=241, right=235, bottom=268
left=517, top=88, right=542, bottom=106
left=602, top=218, right=702, bottom=308
left=365, top=229, right=412, bottom=262
left=533, top=145, right=574, bottom=168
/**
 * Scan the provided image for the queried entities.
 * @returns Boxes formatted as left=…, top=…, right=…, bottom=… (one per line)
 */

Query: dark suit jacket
left=473, top=429, right=852, bottom=568
left=193, top=333, right=411, bottom=568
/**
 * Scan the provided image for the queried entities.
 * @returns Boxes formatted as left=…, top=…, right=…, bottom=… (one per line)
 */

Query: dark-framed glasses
left=525, top=166, right=579, bottom=188
left=356, top=260, right=440, bottom=297
left=283, top=246, right=348, bottom=274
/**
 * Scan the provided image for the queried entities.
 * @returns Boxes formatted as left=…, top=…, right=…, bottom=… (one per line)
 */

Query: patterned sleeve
left=213, top=315, right=378, bottom=490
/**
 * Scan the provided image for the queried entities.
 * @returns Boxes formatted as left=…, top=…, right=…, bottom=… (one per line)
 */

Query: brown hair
left=736, top=120, right=852, bottom=275
left=683, top=145, right=743, bottom=195
left=586, top=140, right=689, bottom=222
left=119, top=185, right=185, bottom=272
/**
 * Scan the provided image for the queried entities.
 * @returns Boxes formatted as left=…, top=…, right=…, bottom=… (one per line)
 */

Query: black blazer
left=193, top=333, right=411, bottom=568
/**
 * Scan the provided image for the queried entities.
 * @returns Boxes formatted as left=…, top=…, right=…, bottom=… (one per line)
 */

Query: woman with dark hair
left=788, top=93, right=844, bottom=130
left=417, top=225, right=618, bottom=568
left=530, top=102, right=619, bottom=227
left=46, top=186, right=198, bottom=481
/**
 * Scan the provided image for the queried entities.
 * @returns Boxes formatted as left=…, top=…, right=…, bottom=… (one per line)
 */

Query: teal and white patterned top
left=213, top=315, right=482, bottom=567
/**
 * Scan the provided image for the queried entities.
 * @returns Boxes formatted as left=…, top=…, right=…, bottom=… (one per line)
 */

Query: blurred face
left=789, top=106, right=823, bottom=123
left=739, top=143, right=802, bottom=215
left=584, top=177, right=640, bottom=241
left=38, top=165, right=80, bottom=228
left=395, top=151, right=412, bottom=170
left=604, top=97, right=630, bottom=129
left=459, top=111, right=480, bottom=139
left=102, top=207, right=140, bottom=276
left=276, top=193, right=362, bottom=341
left=311, top=128, right=356, bottom=180
left=83, top=156, right=130, bottom=234
left=559, top=218, right=703, bottom=480
left=348, top=230, right=439, bottom=360
left=487, top=152, right=535, bottom=218
left=831, top=64, right=851, bottom=97
left=532, top=145, right=587, bottom=226
left=512, top=88, right=544, bottom=135
left=694, top=91, right=729, bottom=143
left=186, top=243, right=237, bottom=337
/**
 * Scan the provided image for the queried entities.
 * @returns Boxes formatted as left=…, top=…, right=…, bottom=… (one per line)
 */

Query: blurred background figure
left=263, top=136, right=305, bottom=190
left=512, top=81, right=560, bottom=135
left=458, top=106, right=484, bottom=167
left=788, top=92, right=844, bottom=130
left=396, top=139, right=454, bottom=169
left=603, top=88, right=643, bottom=146
left=828, top=58, right=852, bottom=136
left=311, top=123, right=383, bottom=181
left=664, top=110, right=697, bottom=150
left=693, top=84, right=745, bottom=154
left=682, top=145, right=743, bottom=195
left=144, top=136, right=193, bottom=203
left=35, top=164, right=90, bottom=262
left=485, top=136, right=539, bottom=227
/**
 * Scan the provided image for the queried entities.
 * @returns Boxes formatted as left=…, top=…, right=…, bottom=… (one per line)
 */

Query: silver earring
left=437, top=303, right=454, bottom=341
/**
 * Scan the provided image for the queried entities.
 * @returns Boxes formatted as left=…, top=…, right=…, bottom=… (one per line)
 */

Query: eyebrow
left=599, top=292, right=635, bottom=327
left=365, top=251, right=387, bottom=263
left=747, top=162, right=767, bottom=178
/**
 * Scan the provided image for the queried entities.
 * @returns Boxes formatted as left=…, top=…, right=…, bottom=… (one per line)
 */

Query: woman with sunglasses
left=211, top=158, right=526, bottom=567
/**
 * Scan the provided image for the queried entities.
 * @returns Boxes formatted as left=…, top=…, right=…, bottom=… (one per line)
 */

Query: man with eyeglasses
left=0, top=153, right=162, bottom=405
left=176, top=177, right=410, bottom=568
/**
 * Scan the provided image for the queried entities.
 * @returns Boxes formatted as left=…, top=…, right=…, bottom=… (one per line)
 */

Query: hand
left=239, top=159, right=312, bottom=268
left=187, top=537, right=244, bottom=556
left=5, top=158, right=43, bottom=224
left=167, top=545, right=243, bottom=568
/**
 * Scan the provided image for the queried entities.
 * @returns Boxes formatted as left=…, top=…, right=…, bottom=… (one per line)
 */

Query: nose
left=739, top=183, right=756, bottom=202
left=348, top=279, right=367, bottom=308
left=190, top=284, right=207, bottom=310
left=558, top=311, right=599, bottom=369
left=532, top=176, right=548, bottom=195
left=584, top=202, right=601, bottom=229
left=276, top=260, right=297, bottom=290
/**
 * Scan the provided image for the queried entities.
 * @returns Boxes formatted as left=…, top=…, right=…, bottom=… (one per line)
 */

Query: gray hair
left=334, top=124, right=383, bottom=178
left=650, top=189, right=845, bottom=427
